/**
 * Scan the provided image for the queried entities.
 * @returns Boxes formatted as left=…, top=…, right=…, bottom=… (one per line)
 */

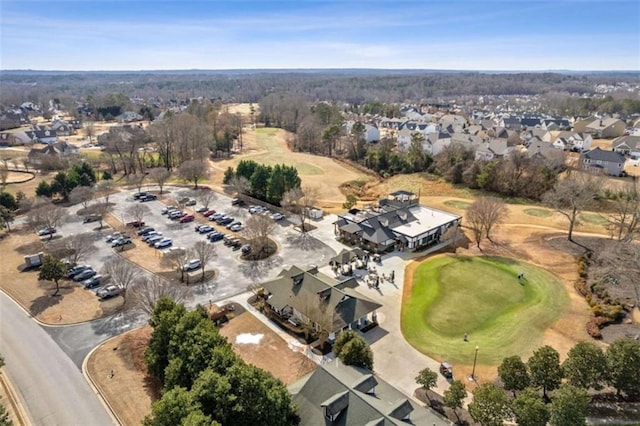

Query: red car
left=179, top=214, right=195, bottom=223
left=201, top=209, right=216, bottom=217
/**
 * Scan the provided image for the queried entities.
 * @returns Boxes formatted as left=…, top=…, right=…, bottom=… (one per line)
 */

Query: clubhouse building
left=334, top=190, right=462, bottom=253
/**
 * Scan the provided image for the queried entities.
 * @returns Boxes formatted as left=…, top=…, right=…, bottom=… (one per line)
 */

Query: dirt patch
left=87, top=326, right=157, bottom=426
left=0, top=229, right=120, bottom=324
left=218, top=311, right=317, bottom=385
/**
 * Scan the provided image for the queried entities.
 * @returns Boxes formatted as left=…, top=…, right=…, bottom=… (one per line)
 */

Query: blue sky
left=1, top=0, right=638, bottom=71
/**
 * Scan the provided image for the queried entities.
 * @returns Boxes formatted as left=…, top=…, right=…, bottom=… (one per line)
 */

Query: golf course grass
left=443, top=200, right=472, bottom=210
left=523, top=208, right=553, bottom=218
left=578, top=212, right=609, bottom=226
left=402, top=255, right=568, bottom=365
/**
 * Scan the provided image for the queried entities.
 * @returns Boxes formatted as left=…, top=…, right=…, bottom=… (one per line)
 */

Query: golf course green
left=402, top=255, right=568, bottom=365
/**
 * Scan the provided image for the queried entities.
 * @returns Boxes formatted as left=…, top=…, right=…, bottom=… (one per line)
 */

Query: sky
left=1, top=0, right=639, bottom=71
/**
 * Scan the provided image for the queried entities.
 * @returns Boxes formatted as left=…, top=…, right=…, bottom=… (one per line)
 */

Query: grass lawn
left=578, top=212, right=609, bottom=226
left=443, top=200, right=472, bottom=210
left=402, top=255, right=568, bottom=365
left=250, top=128, right=324, bottom=175
left=523, top=208, right=553, bottom=218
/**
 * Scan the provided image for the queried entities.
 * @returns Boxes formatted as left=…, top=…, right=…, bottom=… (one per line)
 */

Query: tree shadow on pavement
left=285, top=233, right=324, bottom=251
left=239, top=255, right=283, bottom=281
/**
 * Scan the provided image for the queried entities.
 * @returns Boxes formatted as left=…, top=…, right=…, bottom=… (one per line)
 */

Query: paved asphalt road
left=0, top=292, right=115, bottom=426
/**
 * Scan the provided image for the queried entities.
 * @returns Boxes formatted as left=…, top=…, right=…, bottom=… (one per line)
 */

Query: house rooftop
left=392, top=205, right=461, bottom=238
left=583, top=147, right=626, bottom=163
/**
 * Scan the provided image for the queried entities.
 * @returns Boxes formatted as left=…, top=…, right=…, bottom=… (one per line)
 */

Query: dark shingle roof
left=583, top=147, right=626, bottom=163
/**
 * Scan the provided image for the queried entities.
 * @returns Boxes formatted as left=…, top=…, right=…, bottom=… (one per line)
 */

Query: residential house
left=24, top=129, right=57, bottom=144
left=612, top=135, right=640, bottom=159
left=521, top=128, right=551, bottom=145
left=500, top=117, right=522, bottom=131
left=552, top=132, right=593, bottom=152
left=487, top=127, right=520, bottom=145
left=0, top=111, right=28, bottom=131
left=585, top=118, right=626, bottom=139
left=573, top=116, right=598, bottom=133
left=0, top=132, right=32, bottom=146
left=396, top=123, right=438, bottom=151
left=334, top=191, right=462, bottom=252
left=542, top=118, right=571, bottom=131
left=344, top=121, right=380, bottom=143
left=474, top=138, right=514, bottom=161
left=520, top=117, right=542, bottom=129
left=526, top=138, right=565, bottom=165
left=27, top=141, right=79, bottom=165
left=427, top=132, right=452, bottom=156
left=50, top=120, right=75, bottom=136
left=261, top=265, right=381, bottom=339
left=581, top=147, right=626, bottom=176
left=438, top=114, right=466, bottom=133
left=292, top=360, right=450, bottom=425
left=116, top=111, right=143, bottom=122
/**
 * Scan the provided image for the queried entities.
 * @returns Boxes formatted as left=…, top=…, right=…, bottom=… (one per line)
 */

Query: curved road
left=0, top=292, right=114, bottom=426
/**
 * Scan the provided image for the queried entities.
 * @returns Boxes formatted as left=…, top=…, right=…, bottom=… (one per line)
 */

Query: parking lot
left=50, top=186, right=338, bottom=308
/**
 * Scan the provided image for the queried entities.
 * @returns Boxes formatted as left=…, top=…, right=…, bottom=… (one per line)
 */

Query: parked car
left=140, top=194, right=158, bottom=202
left=229, top=223, right=243, bottom=232
left=197, top=225, right=214, bottom=234
left=66, top=264, right=92, bottom=278
left=231, top=198, right=243, bottom=206
left=183, top=259, right=201, bottom=272
left=218, top=217, right=234, bottom=225
left=439, top=362, right=453, bottom=379
left=230, top=240, right=242, bottom=250
left=209, top=213, right=224, bottom=221
left=249, top=206, right=267, bottom=214
left=111, top=237, right=132, bottom=247
left=83, top=275, right=103, bottom=289
left=142, top=231, right=162, bottom=242
left=196, top=206, right=208, bottom=213
left=137, top=226, right=155, bottom=236
left=241, top=244, right=251, bottom=255
left=82, top=215, right=100, bottom=223
left=161, top=206, right=179, bottom=215
left=201, top=209, right=216, bottom=217
left=146, top=235, right=164, bottom=245
left=208, top=232, right=224, bottom=242
left=224, top=235, right=240, bottom=246
left=226, top=221, right=241, bottom=230
left=74, top=268, right=97, bottom=282
left=185, top=199, right=196, bottom=206
left=105, top=233, right=123, bottom=243
left=37, top=227, right=57, bottom=236
left=132, top=192, right=148, bottom=200
left=271, top=212, right=285, bottom=221
left=97, top=285, right=121, bottom=299
left=169, top=211, right=186, bottom=220
left=154, top=238, right=173, bottom=249
left=126, top=220, right=145, bottom=228
left=179, top=214, right=195, bottom=223
left=178, top=197, right=190, bottom=204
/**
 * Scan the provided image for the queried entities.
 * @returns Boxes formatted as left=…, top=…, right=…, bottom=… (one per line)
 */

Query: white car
left=97, top=285, right=122, bottom=299
left=183, top=259, right=201, bottom=272
left=271, top=212, right=285, bottom=221
left=154, top=238, right=173, bottom=249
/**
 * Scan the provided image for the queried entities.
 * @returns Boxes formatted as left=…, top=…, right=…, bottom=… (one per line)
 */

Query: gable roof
left=613, top=135, right=640, bottom=150
left=583, top=147, right=626, bottom=163
left=292, top=361, right=450, bottom=425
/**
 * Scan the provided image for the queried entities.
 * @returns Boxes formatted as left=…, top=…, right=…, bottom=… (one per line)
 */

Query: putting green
left=402, top=255, right=568, bottom=365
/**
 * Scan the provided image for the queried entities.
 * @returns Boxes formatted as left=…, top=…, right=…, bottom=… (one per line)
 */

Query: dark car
left=83, top=215, right=100, bottom=223
left=241, top=244, right=251, bottom=255
left=439, top=362, right=453, bottom=379
left=231, top=198, right=244, bottom=206
left=140, top=194, right=158, bottom=202
left=218, top=217, right=234, bottom=225
left=126, top=220, right=146, bottom=228
left=83, top=275, right=103, bottom=289
left=208, top=232, right=224, bottom=242
left=66, top=264, right=92, bottom=278
left=137, top=226, right=155, bottom=236
left=74, top=269, right=97, bottom=282
left=132, top=192, right=148, bottom=200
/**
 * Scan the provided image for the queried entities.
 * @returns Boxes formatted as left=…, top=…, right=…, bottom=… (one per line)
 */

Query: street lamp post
left=471, top=345, right=479, bottom=382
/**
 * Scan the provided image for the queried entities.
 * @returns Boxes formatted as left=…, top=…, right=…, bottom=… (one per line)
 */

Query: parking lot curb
left=83, top=337, right=127, bottom=426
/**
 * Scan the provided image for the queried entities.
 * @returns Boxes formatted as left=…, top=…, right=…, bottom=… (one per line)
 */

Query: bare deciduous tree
left=543, top=171, right=604, bottom=242
left=465, top=197, right=508, bottom=249
left=84, top=201, right=113, bottom=230
left=0, top=160, right=9, bottom=189
left=290, top=292, right=335, bottom=348
left=242, top=214, right=276, bottom=256
left=101, top=257, right=140, bottom=304
left=609, top=180, right=639, bottom=241
left=148, top=167, right=172, bottom=195
left=129, top=275, right=189, bottom=314
left=228, top=175, right=251, bottom=197
left=193, top=188, right=216, bottom=209
left=127, top=173, right=146, bottom=194
left=178, top=159, right=210, bottom=189
left=26, top=200, right=69, bottom=238
left=69, top=186, right=95, bottom=211
left=95, top=180, right=116, bottom=204
left=192, top=240, right=216, bottom=280
left=83, top=120, right=95, bottom=144
left=162, top=247, right=191, bottom=283
left=126, top=203, right=150, bottom=225
left=49, top=233, right=95, bottom=264
left=281, top=186, right=317, bottom=234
